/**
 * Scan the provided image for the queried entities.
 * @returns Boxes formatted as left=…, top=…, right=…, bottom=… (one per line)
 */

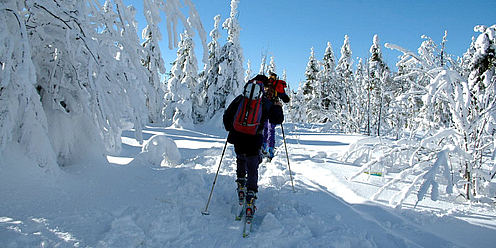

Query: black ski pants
left=235, top=152, right=262, bottom=192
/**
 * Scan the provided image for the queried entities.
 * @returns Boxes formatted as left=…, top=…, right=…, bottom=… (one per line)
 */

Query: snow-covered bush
left=345, top=129, right=470, bottom=207
left=140, top=134, right=181, bottom=167
left=346, top=25, right=496, bottom=206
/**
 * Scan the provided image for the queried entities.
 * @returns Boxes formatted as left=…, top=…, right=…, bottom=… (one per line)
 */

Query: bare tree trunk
left=464, top=164, right=471, bottom=200
left=377, top=96, right=383, bottom=136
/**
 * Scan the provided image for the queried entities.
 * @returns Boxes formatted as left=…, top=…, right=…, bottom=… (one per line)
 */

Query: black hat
left=252, top=74, right=269, bottom=85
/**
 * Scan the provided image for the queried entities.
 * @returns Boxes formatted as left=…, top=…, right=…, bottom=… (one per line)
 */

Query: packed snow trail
left=1, top=124, right=495, bottom=247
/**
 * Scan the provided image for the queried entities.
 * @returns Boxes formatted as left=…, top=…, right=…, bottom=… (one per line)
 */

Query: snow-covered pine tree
left=461, top=24, right=496, bottom=199
left=268, top=56, right=276, bottom=75
left=289, top=85, right=308, bottom=123
left=245, top=60, right=252, bottom=82
left=202, top=0, right=244, bottom=124
left=387, top=64, right=411, bottom=140
left=142, top=0, right=167, bottom=123
left=302, top=47, right=321, bottom=122
left=259, top=55, right=267, bottom=75
left=319, top=42, right=337, bottom=123
left=302, top=48, right=318, bottom=97
left=216, top=0, right=244, bottom=112
left=366, top=34, right=390, bottom=136
left=163, top=29, right=198, bottom=128
left=196, top=15, right=222, bottom=123
left=391, top=52, right=417, bottom=135
left=336, top=35, right=356, bottom=132
left=460, top=36, right=476, bottom=79
left=386, top=41, right=430, bottom=136
left=354, top=58, right=368, bottom=133
left=418, top=35, right=453, bottom=130
left=197, top=0, right=244, bottom=125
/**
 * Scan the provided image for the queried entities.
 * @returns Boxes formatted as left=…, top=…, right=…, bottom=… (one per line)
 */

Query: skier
left=262, top=72, right=290, bottom=160
left=223, top=74, right=282, bottom=219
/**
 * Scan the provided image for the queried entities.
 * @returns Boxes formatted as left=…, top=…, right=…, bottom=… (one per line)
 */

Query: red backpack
left=274, top=79, right=287, bottom=94
left=233, top=80, right=264, bottom=135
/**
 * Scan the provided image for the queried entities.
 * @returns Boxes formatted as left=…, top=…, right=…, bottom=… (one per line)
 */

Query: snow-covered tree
left=259, top=55, right=267, bottom=75
left=245, top=60, right=252, bottom=82
left=163, top=29, right=198, bottom=128
left=0, top=0, right=207, bottom=169
left=319, top=42, right=337, bottom=123
left=282, top=69, right=288, bottom=82
left=207, top=0, right=244, bottom=119
left=302, top=47, right=321, bottom=122
left=390, top=50, right=420, bottom=135
left=268, top=56, right=276, bottom=75
left=302, top=47, right=318, bottom=97
left=347, top=25, right=496, bottom=206
left=25, top=0, right=148, bottom=165
left=201, top=0, right=244, bottom=124
left=336, top=35, right=356, bottom=132
left=366, top=34, right=390, bottom=136
left=354, top=58, right=368, bottom=132
left=196, top=1, right=245, bottom=125
left=196, top=15, right=222, bottom=123
left=0, top=1, right=57, bottom=170
left=461, top=24, right=496, bottom=199
left=385, top=38, right=437, bottom=135
left=460, top=36, right=476, bottom=79
left=288, top=85, right=308, bottom=123
left=142, top=0, right=167, bottom=123
left=418, top=35, right=453, bottom=129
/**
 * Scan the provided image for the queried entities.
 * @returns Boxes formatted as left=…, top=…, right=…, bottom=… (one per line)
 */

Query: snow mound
left=139, top=135, right=181, bottom=167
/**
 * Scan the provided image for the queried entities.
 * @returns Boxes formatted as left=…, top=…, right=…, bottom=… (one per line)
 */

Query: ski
left=235, top=201, right=245, bottom=221
left=242, top=203, right=255, bottom=237
left=235, top=186, right=246, bottom=221
left=236, top=189, right=256, bottom=237
left=242, top=219, right=251, bottom=237
left=242, top=215, right=253, bottom=238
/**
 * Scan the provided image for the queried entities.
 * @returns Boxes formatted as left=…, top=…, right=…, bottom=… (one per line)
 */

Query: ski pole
left=202, top=139, right=229, bottom=215
left=281, top=124, right=295, bottom=192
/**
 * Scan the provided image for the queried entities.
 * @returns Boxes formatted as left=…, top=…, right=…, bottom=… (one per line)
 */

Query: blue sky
left=125, top=0, right=495, bottom=89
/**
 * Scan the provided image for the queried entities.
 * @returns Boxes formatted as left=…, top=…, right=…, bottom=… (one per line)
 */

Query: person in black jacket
left=223, top=74, right=282, bottom=212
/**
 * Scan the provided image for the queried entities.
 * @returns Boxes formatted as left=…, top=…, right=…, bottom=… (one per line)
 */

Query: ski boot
left=267, top=147, right=275, bottom=161
left=245, top=190, right=257, bottom=223
left=236, top=178, right=247, bottom=205
left=261, top=143, right=268, bottom=157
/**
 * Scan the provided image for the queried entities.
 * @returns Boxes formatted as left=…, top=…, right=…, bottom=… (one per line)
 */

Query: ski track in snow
left=1, top=123, right=495, bottom=247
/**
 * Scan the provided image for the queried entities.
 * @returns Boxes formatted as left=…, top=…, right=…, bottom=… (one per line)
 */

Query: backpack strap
left=273, top=80, right=279, bottom=98
left=242, top=83, right=256, bottom=125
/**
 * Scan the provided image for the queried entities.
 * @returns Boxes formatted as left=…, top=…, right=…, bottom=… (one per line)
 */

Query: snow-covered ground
left=1, top=123, right=495, bottom=247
